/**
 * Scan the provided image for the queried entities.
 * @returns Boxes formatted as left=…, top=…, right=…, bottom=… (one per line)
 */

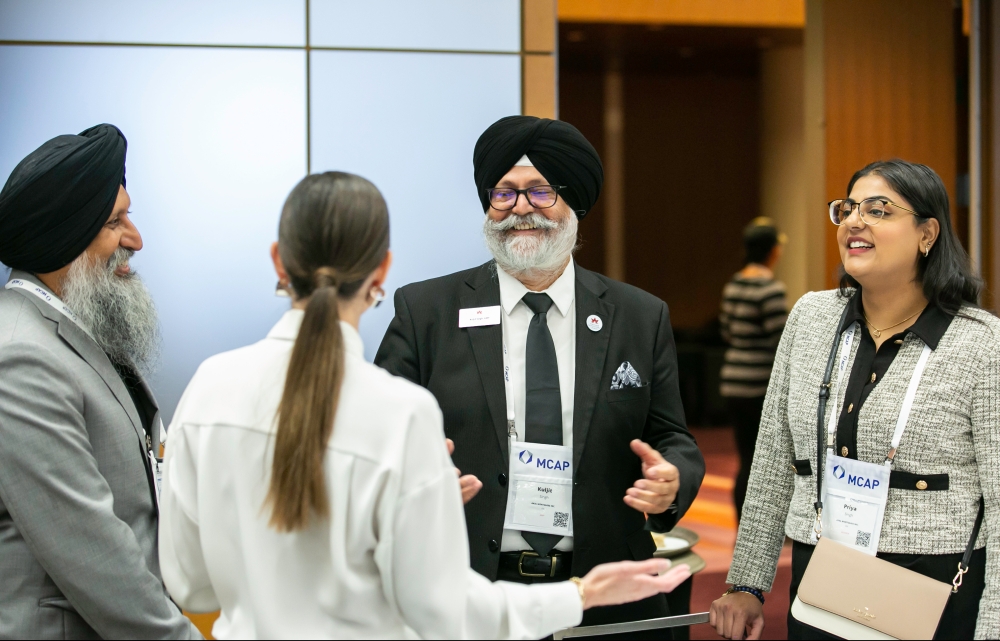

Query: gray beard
left=483, top=212, right=578, bottom=282
left=61, top=249, right=161, bottom=377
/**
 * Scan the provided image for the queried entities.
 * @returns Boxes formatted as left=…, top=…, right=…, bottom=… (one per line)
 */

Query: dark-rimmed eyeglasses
left=828, top=197, right=922, bottom=226
left=487, top=185, right=565, bottom=211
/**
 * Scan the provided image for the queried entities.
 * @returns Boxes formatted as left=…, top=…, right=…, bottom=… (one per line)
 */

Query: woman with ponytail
left=158, top=172, right=692, bottom=640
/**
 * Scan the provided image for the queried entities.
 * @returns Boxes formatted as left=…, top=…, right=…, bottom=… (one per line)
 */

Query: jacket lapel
left=460, top=262, right=510, bottom=458
left=572, top=267, right=615, bottom=471
left=10, top=271, right=146, bottom=445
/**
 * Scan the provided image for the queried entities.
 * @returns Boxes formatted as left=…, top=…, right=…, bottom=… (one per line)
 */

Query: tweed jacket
left=727, top=289, right=1000, bottom=638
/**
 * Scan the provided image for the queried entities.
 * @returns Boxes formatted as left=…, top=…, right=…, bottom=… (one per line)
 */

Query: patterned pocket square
left=610, top=361, right=642, bottom=390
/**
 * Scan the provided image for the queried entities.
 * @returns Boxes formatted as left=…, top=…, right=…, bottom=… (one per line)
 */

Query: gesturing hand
left=580, top=558, right=691, bottom=609
left=445, top=438, right=483, bottom=504
left=623, top=440, right=679, bottom=515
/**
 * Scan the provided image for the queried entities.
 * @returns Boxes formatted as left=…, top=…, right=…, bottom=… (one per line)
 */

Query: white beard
left=61, top=248, right=161, bottom=377
left=483, top=211, right=578, bottom=282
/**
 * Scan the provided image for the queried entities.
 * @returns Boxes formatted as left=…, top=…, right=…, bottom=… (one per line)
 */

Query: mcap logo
left=518, top=450, right=533, bottom=465
left=832, top=465, right=846, bottom=480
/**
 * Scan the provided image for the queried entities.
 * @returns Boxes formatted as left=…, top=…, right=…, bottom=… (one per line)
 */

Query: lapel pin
left=586, top=314, right=603, bottom=332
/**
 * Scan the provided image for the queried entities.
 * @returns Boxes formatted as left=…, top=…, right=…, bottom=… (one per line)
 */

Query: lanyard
left=824, top=320, right=932, bottom=462
left=5, top=278, right=93, bottom=339
left=502, top=331, right=516, bottom=440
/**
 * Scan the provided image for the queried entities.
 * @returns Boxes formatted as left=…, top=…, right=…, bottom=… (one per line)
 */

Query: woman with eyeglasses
left=156, top=172, right=692, bottom=639
left=708, top=159, right=999, bottom=640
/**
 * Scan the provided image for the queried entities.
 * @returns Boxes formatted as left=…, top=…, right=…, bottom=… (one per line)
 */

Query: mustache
left=106, top=248, right=135, bottom=272
left=486, top=212, right=560, bottom=232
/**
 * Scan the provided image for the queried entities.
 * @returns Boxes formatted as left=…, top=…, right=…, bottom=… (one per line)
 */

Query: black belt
left=498, top=551, right=572, bottom=579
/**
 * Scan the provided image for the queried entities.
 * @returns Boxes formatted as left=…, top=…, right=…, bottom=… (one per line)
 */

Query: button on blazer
left=376, top=261, right=705, bottom=627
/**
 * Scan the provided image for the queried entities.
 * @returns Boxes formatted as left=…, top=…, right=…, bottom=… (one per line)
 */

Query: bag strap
left=814, top=303, right=852, bottom=537
left=952, top=497, right=985, bottom=593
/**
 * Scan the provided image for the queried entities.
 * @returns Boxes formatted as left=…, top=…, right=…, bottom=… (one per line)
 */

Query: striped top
left=719, top=274, right=787, bottom=397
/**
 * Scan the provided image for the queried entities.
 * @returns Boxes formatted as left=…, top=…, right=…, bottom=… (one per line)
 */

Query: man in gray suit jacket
left=0, top=125, right=199, bottom=638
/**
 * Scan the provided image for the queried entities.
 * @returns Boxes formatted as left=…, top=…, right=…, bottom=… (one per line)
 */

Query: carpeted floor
left=681, top=427, right=791, bottom=641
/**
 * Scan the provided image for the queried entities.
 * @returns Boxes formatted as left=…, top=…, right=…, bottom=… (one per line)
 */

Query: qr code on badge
left=855, top=531, right=871, bottom=548
left=553, top=512, right=569, bottom=528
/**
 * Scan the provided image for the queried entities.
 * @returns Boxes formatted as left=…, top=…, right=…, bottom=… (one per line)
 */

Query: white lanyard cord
left=886, top=344, right=932, bottom=463
left=4, top=278, right=93, bottom=339
left=825, top=321, right=933, bottom=464
left=826, top=323, right=857, bottom=448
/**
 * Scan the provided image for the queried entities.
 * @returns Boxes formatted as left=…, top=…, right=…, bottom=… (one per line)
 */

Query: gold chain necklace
left=862, top=308, right=923, bottom=338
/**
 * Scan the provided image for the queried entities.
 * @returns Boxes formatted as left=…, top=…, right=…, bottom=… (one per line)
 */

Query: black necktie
left=520, top=292, right=564, bottom=556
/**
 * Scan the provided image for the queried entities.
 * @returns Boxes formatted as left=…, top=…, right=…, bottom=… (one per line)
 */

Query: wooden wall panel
left=822, top=0, right=957, bottom=287
left=558, top=0, right=804, bottom=28
left=523, top=54, right=557, bottom=118
left=522, top=0, right=557, bottom=118
left=524, top=0, right=556, bottom=52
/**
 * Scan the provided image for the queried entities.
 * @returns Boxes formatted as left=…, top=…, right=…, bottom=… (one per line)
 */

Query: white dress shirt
left=497, top=260, right=577, bottom=552
left=158, top=310, right=582, bottom=640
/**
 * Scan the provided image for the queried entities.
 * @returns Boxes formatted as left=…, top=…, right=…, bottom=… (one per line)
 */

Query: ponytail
left=266, top=268, right=344, bottom=531
left=264, top=172, right=390, bottom=532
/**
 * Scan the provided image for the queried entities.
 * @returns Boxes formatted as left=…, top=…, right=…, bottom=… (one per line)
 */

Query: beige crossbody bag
left=789, top=305, right=985, bottom=640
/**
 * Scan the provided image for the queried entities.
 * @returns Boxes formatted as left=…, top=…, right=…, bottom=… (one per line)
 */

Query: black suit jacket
left=375, top=261, right=705, bottom=626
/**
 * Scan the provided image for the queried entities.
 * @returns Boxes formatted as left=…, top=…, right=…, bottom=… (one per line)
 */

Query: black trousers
left=786, top=540, right=986, bottom=640
left=725, top=396, right=765, bottom=521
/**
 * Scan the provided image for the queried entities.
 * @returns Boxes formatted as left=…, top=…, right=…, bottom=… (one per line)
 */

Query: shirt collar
left=841, top=291, right=953, bottom=349
left=266, top=309, right=365, bottom=358
left=496, top=259, right=576, bottom=317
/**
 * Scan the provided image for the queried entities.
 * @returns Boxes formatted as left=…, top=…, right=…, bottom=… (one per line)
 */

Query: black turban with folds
left=473, top=115, right=603, bottom=218
left=0, top=124, right=127, bottom=273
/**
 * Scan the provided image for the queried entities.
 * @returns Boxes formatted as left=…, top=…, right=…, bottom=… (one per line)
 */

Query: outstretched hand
left=624, top=440, right=680, bottom=515
left=446, top=438, right=482, bottom=504
left=581, top=558, right=691, bottom=610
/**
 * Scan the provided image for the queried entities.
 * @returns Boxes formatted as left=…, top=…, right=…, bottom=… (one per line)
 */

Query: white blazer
left=158, top=310, right=582, bottom=639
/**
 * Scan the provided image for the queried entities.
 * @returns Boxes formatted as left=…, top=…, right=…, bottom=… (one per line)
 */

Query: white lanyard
left=825, top=321, right=932, bottom=459
left=818, top=323, right=933, bottom=553
left=502, top=335, right=516, bottom=440
left=4, top=278, right=93, bottom=339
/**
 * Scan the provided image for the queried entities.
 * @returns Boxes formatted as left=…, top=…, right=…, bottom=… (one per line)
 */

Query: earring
left=275, top=280, right=291, bottom=298
left=924, top=244, right=932, bottom=258
left=370, top=285, right=386, bottom=308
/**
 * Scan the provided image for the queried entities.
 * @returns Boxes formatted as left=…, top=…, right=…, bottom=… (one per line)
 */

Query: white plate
left=655, top=536, right=691, bottom=553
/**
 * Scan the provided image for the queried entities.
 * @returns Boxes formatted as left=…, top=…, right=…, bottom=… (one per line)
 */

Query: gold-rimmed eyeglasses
left=828, top=197, right=922, bottom=226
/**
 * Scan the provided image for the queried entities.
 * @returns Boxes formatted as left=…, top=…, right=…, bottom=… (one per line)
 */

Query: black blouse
left=834, top=294, right=953, bottom=460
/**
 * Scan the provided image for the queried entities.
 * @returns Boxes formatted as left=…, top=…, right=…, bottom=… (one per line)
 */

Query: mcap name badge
left=459, top=305, right=502, bottom=328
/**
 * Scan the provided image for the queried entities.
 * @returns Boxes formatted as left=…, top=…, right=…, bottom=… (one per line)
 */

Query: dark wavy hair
left=839, top=159, right=981, bottom=314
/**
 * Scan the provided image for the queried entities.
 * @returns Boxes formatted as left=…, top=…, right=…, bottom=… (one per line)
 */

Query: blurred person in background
left=719, top=218, right=788, bottom=521
left=376, top=116, right=705, bottom=637
left=0, top=125, right=200, bottom=639
left=711, top=160, right=998, bottom=639
left=158, top=171, right=692, bottom=640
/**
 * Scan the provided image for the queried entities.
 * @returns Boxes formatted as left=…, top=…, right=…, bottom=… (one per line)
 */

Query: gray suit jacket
left=0, top=271, right=199, bottom=639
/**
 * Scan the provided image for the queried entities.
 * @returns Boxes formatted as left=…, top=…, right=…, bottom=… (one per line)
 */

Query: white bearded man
left=376, top=115, right=705, bottom=638
left=0, top=124, right=200, bottom=639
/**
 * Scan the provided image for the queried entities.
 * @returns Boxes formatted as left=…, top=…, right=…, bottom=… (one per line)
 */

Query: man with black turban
left=377, top=116, right=704, bottom=636
left=0, top=125, right=200, bottom=639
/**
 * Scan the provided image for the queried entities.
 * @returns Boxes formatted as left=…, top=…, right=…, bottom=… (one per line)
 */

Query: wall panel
left=0, top=0, right=305, bottom=46
left=309, top=0, right=519, bottom=51
left=309, top=50, right=520, bottom=358
left=0, top=45, right=307, bottom=421
left=822, top=0, right=956, bottom=286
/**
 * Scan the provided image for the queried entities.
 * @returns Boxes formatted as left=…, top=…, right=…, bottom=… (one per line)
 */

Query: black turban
left=473, top=116, right=603, bottom=218
left=0, top=124, right=127, bottom=273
